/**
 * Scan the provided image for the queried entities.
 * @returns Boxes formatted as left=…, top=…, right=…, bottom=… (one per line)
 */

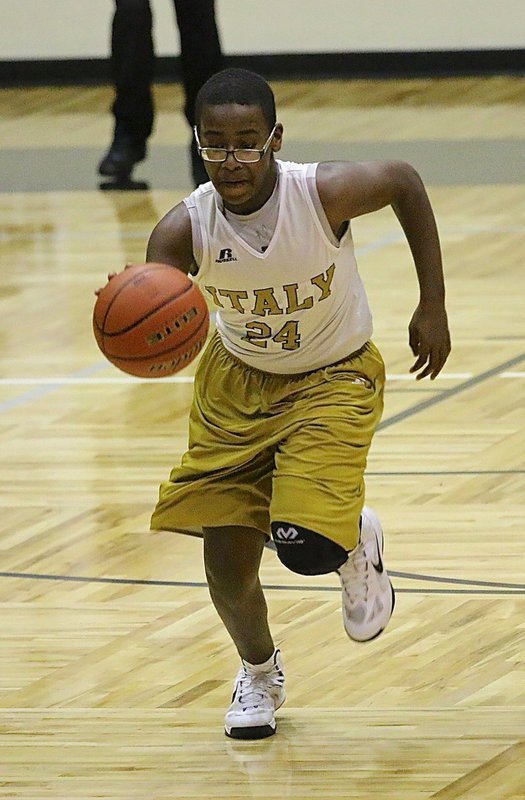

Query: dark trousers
left=110, top=0, right=224, bottom=142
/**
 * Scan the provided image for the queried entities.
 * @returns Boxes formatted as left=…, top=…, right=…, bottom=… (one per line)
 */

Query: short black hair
left=195, top=68, right=276, bottom=131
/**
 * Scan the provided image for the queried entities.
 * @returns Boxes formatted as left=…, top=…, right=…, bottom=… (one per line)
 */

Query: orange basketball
left=93, top=263, right=209, bottom=377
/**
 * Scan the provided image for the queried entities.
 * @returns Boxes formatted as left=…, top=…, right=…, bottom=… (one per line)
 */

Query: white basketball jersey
left=184, top=160, right=373, bottom=374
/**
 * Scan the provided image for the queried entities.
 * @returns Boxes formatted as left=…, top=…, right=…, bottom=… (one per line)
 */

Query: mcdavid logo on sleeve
left=215, top=248, right=238, bottom=263
left=274, top=527, right=305, bottom=544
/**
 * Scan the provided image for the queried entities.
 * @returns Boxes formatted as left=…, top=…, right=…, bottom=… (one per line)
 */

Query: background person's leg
left=173, top=0, right=224, bottom=185
left=99, top=0, right=154, bottom=179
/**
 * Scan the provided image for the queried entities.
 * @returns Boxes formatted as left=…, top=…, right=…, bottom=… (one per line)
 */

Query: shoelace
left=236, top=669, right=283, bottom=708
left=339, top=544, right=369, bottom=604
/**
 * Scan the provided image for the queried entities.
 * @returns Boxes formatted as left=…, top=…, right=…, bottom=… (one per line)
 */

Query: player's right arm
left=145, top=201, right=195, bottom=275
left=95, top=202, right=194, bottom=296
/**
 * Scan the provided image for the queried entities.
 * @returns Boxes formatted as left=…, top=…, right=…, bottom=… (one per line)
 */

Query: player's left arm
left=317, top=160, right=451, bottom=380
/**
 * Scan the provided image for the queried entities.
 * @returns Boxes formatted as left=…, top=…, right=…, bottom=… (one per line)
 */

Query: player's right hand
left=94, top=263, right=133, bottom=296
left=94, top=273, right=117, bottom=296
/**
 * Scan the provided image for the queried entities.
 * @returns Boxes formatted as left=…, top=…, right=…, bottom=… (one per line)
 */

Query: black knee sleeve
left=271, top=522, right=348, bottom=575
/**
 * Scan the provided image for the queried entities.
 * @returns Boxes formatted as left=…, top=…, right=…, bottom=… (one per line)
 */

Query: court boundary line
left=1, top=359, right=525, bottom=416
left=378, top=350, right=525, bottom=430
left=0, top=570, right=523, bottom=596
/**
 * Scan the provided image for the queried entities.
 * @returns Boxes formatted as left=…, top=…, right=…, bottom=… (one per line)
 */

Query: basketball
left=93, top=263, right=210, bottom=377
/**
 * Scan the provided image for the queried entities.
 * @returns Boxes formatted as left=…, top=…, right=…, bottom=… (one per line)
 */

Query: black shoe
left=98, top=135, right=147, bottom=178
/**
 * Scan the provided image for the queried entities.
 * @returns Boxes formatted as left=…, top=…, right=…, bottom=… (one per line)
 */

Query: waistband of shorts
left=214, top=333, right=369, bottom=379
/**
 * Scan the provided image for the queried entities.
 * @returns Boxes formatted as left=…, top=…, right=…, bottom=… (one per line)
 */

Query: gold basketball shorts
left=151, top=332, right=385, bottom=550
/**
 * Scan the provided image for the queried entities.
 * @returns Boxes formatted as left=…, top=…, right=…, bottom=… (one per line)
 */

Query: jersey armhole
left=183, top=196, right=203, bottom=275
left=305, top=163, right=352, bottom=248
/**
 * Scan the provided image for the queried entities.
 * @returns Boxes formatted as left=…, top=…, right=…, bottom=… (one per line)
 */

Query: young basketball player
left=145, top=68, right=451, bottom=739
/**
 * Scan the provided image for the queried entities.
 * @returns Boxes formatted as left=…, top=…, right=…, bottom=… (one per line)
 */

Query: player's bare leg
left=203, top=526, right=285, bottom=738
left=203, top=526, right=274, bottom=664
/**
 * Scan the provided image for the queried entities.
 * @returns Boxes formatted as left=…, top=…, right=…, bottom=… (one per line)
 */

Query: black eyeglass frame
left=193, top=124, right=277, bottom=164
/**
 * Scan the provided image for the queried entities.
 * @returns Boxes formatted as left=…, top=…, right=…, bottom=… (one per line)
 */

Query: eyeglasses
left=193, top=125, right=277, bottom=163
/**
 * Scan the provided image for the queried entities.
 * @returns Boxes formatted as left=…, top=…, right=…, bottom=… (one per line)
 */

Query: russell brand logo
left=215, top=248, right=238, bottom=263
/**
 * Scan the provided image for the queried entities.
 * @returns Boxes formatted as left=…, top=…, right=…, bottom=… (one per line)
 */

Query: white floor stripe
left=2, top=225, right=525, bottom=244
left=0, top=376, right=195, bottom=385
left=387, top=372, right=473, bottom=381
left=7, top=372, right=525, bottom=387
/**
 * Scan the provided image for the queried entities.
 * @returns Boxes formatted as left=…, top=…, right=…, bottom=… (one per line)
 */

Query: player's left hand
left=408, top=303, right=451, bottom=380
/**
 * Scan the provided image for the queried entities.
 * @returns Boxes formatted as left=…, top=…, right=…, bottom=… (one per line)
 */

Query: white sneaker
left=224, top=649, right=286, bottom=739
left=337, top=506, right=395, bottom=642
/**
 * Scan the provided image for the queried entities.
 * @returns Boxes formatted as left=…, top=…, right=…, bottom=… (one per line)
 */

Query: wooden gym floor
left=0, top=76, right=524, bottom=799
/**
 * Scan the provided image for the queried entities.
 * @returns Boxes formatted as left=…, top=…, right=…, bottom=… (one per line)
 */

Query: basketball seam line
left=99, top=283, right=195, bottom=338
left=106, top=312, right=209, bottom=362
left=100, top=264, right=177, bottom=334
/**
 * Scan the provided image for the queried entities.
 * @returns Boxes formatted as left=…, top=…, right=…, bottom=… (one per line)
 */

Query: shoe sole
left=225, top=722, right=276, bottom=740
left=224, top=694, right=285, bottom=739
